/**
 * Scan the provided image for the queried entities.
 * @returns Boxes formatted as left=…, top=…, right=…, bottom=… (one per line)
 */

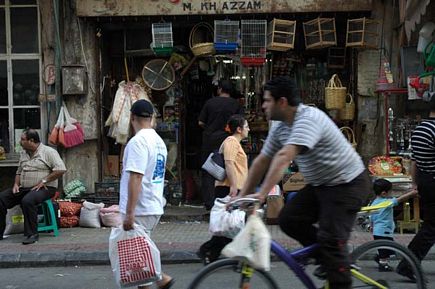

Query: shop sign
left=77, top=0, right=372, bottom=17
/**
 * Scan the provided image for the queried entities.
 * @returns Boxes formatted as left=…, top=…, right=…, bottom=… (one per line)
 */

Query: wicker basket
left=190, top=22, right=215, bottom=57
left=339, top=93, right=355, bottom=120
left=325, top=74, right=346, bottom=110
left=340, top=126, right=357, bottom=149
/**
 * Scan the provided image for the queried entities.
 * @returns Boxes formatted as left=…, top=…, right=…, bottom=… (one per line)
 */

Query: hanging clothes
left=105, top=81, right=150, bottom=144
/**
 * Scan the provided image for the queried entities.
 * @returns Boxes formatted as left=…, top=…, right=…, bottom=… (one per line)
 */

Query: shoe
left=196, top=250, right=211, bottom=265
left=22, top=234, right=39, bottom=245
left=396, top=262, right=416, bottom=282
left=313, top=265, right=327, bottom=280
left=378, top=263, right=393, bottom=272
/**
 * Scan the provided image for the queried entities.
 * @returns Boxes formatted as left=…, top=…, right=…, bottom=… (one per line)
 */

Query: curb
left=2, top=249, right=435, bottom=269
left=0, top=250, right=202, bottom=268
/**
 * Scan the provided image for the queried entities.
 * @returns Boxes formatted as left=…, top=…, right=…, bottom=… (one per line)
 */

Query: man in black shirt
left=198, top=80, right=243, bottom=210
left=397, top=96, right=435, bottom=280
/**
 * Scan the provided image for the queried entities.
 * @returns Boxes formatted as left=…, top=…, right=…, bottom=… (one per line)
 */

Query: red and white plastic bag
left=109, top=224, right=161, bottom=288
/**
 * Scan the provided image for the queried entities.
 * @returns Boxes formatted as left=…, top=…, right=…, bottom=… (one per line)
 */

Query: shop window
left=12, top=60, right=39, bottom=105
left=0, top=108, right=8, bottom=151
left=11, top=7, right=38, bottom=53
left=0, top=1, right=40, bottom=153
left=0, top=8, right=5, bottom=53
left=0, top=60, right=6, bottom=105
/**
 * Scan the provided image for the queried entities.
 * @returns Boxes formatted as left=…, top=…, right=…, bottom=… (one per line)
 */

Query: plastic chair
left=37, top=199, right=59, bottom=237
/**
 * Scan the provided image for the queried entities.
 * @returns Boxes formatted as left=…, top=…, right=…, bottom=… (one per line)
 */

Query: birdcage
left=303, top=17, right=336, bottom=49
left=267, top=19, right=296, bottom=51
left=151, top=22, right=173, bottom=56
left=346, top=18, right=380, bottom=49
left=327, top=47, right=346, bottom=69
left=214, top=20, right=239, bottom=52
left=240, top=20, right=267, bottom=66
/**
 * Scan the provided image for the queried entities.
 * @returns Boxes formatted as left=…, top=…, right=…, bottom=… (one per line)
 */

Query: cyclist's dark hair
left=227, top=114, right=246, bottom=135
left=373, top=178, right=392, bottom=196
left=218, top=79, right=233, bottom=94
left=22, top=128, right=40, bottom=143
left=263, top=76, right=300, bottom=106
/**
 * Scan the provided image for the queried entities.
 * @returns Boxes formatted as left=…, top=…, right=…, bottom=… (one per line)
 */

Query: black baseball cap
left=130, top=99, right=154, bottom=118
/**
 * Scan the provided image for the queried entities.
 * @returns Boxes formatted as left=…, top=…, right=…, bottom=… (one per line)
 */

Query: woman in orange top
left=198, top=114, right=250, bottom=264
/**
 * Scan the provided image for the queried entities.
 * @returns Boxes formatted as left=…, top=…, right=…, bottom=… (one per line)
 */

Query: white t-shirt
left=119, top=128, right=167, bottom=216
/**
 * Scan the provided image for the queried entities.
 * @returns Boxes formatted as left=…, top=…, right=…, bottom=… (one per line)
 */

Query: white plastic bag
left=79, top=201, right=105, bottom=228
left=209, top=196, right=245, bottom=238
left=4, top=205, right=24, bottom=235
left=109, top=224, right=162, bottom=288
left=222, top=214, right=271, bottom=271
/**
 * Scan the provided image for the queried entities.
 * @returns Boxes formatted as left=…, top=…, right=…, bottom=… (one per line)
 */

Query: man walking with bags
left=120, top=99, right=174, bottom=289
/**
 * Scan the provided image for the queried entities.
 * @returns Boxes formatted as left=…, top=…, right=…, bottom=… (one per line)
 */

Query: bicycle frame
left=270, top=241, right=388, bottom=289
left=271, top=240, right=318, bottom=289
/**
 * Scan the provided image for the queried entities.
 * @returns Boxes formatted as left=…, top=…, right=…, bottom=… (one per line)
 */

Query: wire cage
left=241, top=20, right=267, bottom=66
left=303, top=17, right=336, bottom=49
left=214, top=20, right=239, bottom=52
left=327, top=47, right=346, bottom=69
left=151, top=22, right=173, bottom=56
left=267, top=18, right=296, bottom=51
left=346, top=17, right=380, bottom=49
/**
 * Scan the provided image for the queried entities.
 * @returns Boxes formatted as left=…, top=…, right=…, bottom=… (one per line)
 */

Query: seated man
left=0, top=129, right=66, bottom=244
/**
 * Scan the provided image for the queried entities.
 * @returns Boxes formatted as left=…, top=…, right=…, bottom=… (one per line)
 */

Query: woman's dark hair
left=373, top=178, right=392, bottom=196
left=227, top=114, right=246, bottom=135
left=22, top=128, right=40, bottom=143
left=263, top=76, right=300, bottom=106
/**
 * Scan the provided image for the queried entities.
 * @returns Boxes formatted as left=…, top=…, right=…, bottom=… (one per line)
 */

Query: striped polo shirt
left=261, top=104, right=365, bottom=186
left=411, top=119, right=435, bottom=173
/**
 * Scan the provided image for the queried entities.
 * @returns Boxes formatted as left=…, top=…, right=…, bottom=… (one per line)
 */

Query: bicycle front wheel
left=350, top=240, right=426, bottom=289
left=187, top=258, right=280, bottom=289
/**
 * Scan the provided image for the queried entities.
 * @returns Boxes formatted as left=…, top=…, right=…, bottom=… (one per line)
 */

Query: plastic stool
left=37, top=199, right=59, bottom=237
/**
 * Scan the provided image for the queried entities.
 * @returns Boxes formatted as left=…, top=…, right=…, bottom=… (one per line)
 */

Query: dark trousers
left=407, top=171, right=435, bottom=261
left=201, top=150, right=216, bottom=210
left=199, top=186, right=233, bottom=261
left=373, top=235, right=394, bottom=259
left=0, top=187, right=56, bottom=237
left=278, top=172, right=370, bottom=289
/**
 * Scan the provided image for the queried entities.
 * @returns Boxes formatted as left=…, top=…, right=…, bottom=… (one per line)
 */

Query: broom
left=62, top=103, right=84, bottom=148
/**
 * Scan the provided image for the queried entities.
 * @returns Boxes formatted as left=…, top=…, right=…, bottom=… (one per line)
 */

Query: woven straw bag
left=340, top=126, right=357, bottom=149
left=325, top=74, right=346, bottom=110
left=190, top=22, right=215, bottom=57
left=339, top=93, right=355, bottom=120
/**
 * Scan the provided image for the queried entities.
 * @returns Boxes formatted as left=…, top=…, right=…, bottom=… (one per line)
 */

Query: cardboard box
left=283, top=172, right=306, bottom=191
left=104, top=155, right=120, bottom=177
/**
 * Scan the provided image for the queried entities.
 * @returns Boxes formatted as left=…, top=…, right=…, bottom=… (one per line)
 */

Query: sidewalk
left=0, top=219, right=424, bottom=268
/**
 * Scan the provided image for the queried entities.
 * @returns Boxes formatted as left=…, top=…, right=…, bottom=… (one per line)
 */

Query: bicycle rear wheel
left=187, top=258, right=280, bottom=289
left=350, top=240, right=426, bottom=289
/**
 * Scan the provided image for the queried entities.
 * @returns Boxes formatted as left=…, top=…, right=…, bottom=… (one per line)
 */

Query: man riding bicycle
left=237, top=77, right=371, bottom=289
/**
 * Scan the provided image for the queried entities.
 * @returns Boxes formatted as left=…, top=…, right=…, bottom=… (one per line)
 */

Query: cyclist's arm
left=255, top=144, right=301, bottom=201
left=239, top=153, right=272, bottom=197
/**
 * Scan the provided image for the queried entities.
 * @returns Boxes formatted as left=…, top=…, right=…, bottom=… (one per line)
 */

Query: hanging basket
left=340, top=126, right=357, bottom=149
left=339, top=93, right=355, bottom=120
left=325, top=74, right=346, bottom=110
left=190, top=22, right=215, bottom=57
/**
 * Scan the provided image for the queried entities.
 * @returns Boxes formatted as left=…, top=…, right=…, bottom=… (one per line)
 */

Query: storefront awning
left=76, top=0, right=373, bottom=17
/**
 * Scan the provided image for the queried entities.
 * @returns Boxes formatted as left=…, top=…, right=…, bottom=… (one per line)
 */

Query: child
left=370, top=178, right=417, bottom=271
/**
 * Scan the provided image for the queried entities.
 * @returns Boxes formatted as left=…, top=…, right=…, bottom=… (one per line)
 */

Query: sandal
left=159, top=278, right=175, bottom=289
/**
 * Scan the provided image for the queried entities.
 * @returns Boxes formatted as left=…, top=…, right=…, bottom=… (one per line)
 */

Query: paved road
left=1, top=261, right=435, bottom=289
